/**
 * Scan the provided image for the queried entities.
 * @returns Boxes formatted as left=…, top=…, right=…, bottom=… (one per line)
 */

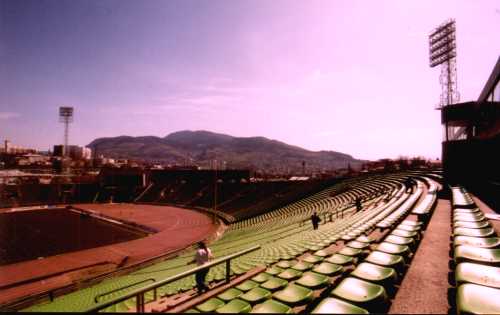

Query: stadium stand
left=450, top=186, right=500, bottom=314
left=14, top=171, right=449, bottom=313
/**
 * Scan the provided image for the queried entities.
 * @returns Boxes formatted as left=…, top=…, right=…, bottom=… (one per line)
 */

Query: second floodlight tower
left=59, top=106, right=74, bottom=157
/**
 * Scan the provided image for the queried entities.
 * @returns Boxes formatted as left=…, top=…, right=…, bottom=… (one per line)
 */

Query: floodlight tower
left=429, top=19, right=459, bottom=140
left=59, top=107, right=74, bottom=157
left=429, top=19, right=459, bottom=106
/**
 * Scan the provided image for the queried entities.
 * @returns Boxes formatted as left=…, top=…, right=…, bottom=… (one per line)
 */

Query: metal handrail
left=94, top=278, right=155, bottom=303
left=84, top=245, right=260, bottom=313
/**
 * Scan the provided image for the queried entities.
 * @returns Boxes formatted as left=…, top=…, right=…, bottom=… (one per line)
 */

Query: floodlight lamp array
left=59, top=107, right=74, bottom=122
left=428, top=20, right=456, bottom=68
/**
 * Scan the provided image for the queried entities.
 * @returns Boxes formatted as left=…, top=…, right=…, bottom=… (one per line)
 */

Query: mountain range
left=87, top=130, right=365, bottom=172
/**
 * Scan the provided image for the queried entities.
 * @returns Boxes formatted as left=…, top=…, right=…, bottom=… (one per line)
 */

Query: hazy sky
left=1, top=0, right=499, bottom=160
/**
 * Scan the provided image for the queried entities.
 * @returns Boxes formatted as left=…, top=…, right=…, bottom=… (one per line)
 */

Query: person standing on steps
left=355, top=197, right=362, bottom=212
left=311, top=212, right=321, bottom=230
left=189, top=241, right=213, bottom=294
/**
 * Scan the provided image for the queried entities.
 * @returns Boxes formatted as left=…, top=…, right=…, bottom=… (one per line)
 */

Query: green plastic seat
left=330, top=277, right=388, bottom=311
left=454, top=207, right=480, bottom=213
left=218, top=288, right=244, bottom=302
left=365, top=251, right=405, bottom=273
left=454, top=220, right=491, bottom=229
left=355, top=235, right=374, bottom=243
left=250, top=299, right=292, bottom=313
left=375, top=242, right=410, bottom=256
left=236, top=280, right=260, bottom=292
left=453, top=236, right=500, bottom=248
left=391, top=229, right=418, bottom=238
left=265, top=266, right=284, bottom=275
left=295, top=271, right=329, bottom=289
left=454, top=227, right=496, bottom=238
left=252, top=273, right=272, bottom=283
left=306, top=245, right=322, bottom=251
left=196, top=298, right=225, bottom=312
left=350, top=262, right=397, bottom=287
left=313, top=249, right=330, bottom=257
left=453, top=214, right=486, bottom=223
left=303, top=255, right=324, bottom=264
left=346, top=241, right=370, bottom=249
left=259, top=277, right=288, bottom=292
left=456, top=284, right=500, bottom=315
left=338, top=247, right=363, bottom=257
left=326, top=254, right=354, bottom=265
left=276, top=260, right=295, bottom=269
left=277, top=268, right=303, bottom=281
left=455, top=245, right=500, bottom=265
left=384, top=235, right=415, bottom=247
left=396, top=224, right=421, bottom=233
left=455, top=262, right=500, bottom=288
left=341, top=234, right=356, bottom=241
left=215, top=299, right=251, bottom=313
left=400, top=220, right=423, bottom=226
left=313, top=262, right=343, bottom=276
left=312, top=297, right=369, bottom=314
left=290, top=261, right=313, bottom=272
left=272, top=284, right=313, bottom=306
left=240, top=287, right=272, bottom=304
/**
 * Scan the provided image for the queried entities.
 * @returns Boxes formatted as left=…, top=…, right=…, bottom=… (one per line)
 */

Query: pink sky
left=1, top=0, right=499, bottom=160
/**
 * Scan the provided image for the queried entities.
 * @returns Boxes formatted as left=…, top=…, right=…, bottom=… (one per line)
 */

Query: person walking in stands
left=311, top=212, right=321, bottom=230
left=355, top=197, right=362, bottom=212
left=189, top=241, right=213, bottom=294
left=404, top=177, right=415, bottom=193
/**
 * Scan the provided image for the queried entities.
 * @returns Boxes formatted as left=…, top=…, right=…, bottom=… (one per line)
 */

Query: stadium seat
left=240, top=287, right=272, bottom=304
left=364, top=251, right=405, bottom=274
left=384, top=235, right=415, bottom=247
left=338, top=247, right=363, bottom=257
left=455, top=262, right=500, bottom=288
left=276, top=269, right=303, bottom=281
left=456, top=284, right=500, bottom=315
left=195, top=298, right=225, bottom=312
left=395, top=224, right=421, bottom=233
left=265, top=266, right=284, bottom=275
left=330, top=277, right=388, bottom=311
left=400, top=220, right=423, bottom=227
left=350, top=262, right=398, bottom=288
left=302, top=255, right=324, bottom=264
left=259, top=277, right=288, bottom=292
left=375, top=242, right=410, bottom=257
left=454, top=245, right=500, bottom=265
left=236, top=280, right=260, bottom=292
left=250, top=299, right=292, bottom=313
left=276, top=260, right=295, bottom=269
left=355, top=235, right=374, bottom=243
left=290, top=261, right=313, bottom=272
left=312, top=262, right=343, bottom=276
left=272, top=284, right=313, bottom=306
left=313, top=249, right=330, bottom=257
left=345, top=241, right=371, bottom=250
left=312, top=297, right=369, bottom=314
left=453, top=236, right=500, bottom=248
left=326, top=254, right=354, bottom=266
left=218, top=288, right=244, bottom=302
left=295, top=271, right=329, bottom=289
left=251, top=273, right=272, bottom=283
left=391, top=229, right=418, bottom=238
left=453, top=214, right=487, bottom=223
left=453, top=227, right=496, bottom=238
left=454, top=220, right=491, bottom=229
left=215, top=299, right=251, bottom=313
